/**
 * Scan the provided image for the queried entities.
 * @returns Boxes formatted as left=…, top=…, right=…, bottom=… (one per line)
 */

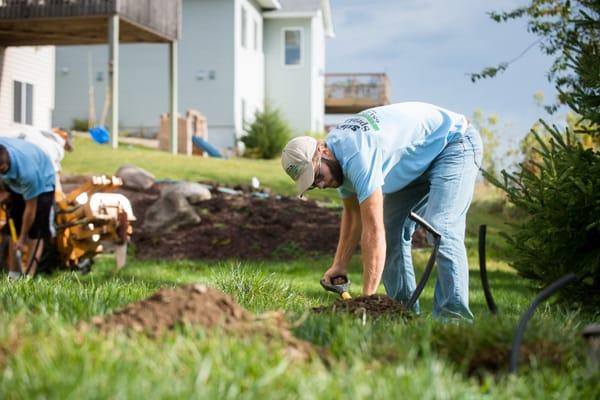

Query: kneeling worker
left=281, top=102, right=483, bottom=321
left=0, top=137, right=56, bottom=279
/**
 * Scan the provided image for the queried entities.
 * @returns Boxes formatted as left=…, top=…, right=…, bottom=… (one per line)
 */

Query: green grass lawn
left=1, top=137, right=597, bottom=399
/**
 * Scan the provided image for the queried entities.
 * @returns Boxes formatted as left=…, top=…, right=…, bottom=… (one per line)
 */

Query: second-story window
left=284, top=29, right=302, bottom=66
left=241, top=6, right=247, bottom=48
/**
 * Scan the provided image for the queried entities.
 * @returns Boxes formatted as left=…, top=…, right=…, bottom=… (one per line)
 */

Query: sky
left=325, top=0, right=566, bottom=153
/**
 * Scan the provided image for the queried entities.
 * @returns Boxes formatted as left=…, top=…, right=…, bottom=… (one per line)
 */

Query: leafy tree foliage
left=483, top=2, right=600, bottom=304
left=471, top=110, right=501, bottom=177
left=241, top=106, right=292, bottom=159
left=471, top=0, right=599, bottom=117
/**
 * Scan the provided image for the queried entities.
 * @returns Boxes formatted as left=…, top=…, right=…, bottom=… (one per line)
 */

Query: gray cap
left=281, top=136, right=318, bottom=195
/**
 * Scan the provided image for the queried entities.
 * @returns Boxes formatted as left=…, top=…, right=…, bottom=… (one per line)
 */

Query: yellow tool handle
left=341, top=291, right=352, bottom=300
left=8, top=218, right=18, bottom=242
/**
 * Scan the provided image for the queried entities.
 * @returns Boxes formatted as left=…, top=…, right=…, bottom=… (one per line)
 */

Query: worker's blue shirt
left=326, top=102, right=468, bottom=203
left=0, top=137, right=55, bottom=200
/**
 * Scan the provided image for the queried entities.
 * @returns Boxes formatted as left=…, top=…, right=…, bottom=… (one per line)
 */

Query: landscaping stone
left=115, top=164, right=155, bottom=191
left=161, top=181, right=211, bottom=203
left=142, top=189, right=201, bottom=233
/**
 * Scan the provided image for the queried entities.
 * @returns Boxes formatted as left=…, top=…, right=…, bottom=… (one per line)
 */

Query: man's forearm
left=19, top=199, right=37, bottom=242
left=331, top=197, right=361, bottom=271
left=361, top=227, right=386, bottom=295
left=358, top=189, right=386, bottom=295
left=332, top=214, right=361, bottom=271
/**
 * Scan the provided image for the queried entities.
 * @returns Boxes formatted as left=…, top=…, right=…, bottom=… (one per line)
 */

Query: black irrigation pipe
left=24, top=237, right=42, bottom=277
left=405, top=211, right=441, bottom=311
left=509, top=272, right=579, bottom=374
left=478, top=225, right=498, bottom=315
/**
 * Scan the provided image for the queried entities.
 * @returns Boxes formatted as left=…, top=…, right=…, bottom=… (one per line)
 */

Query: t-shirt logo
left=336, top=111, right=381, bottom=133
left=358, top=111, right=381, bottom=131
left=285, top=164, right=302, bottom=180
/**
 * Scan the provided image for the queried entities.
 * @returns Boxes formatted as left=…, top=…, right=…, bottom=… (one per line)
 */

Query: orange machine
left=1, top=175, right=135, bottom=274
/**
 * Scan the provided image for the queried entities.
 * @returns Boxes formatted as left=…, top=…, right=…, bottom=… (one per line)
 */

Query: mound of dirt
left=312, top=294, right=411, bottom=320
left=83, top=284, right=316, bottom=361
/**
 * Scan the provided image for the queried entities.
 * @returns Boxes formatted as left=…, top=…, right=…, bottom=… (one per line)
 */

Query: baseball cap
left=281, top=136, right=318, bottom=196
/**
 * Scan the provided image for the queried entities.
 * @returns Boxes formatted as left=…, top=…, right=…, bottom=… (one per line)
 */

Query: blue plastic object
left=88, top=126, right=110, bottom=144
left=192, top=136, right=224, bottom=158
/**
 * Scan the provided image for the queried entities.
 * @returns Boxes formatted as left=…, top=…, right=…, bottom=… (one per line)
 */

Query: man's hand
left=322, top=265, right=348, bottom=284
left=15, top=236, right=26, bottom=252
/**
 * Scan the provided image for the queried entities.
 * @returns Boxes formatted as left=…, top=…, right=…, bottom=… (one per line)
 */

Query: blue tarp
left=89, top=126, right=110, bottom=144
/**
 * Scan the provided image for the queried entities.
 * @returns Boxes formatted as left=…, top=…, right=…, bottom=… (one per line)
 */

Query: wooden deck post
left=108, top=14, right=119, bottom=149
left=169, top=40, right=178, bottom=154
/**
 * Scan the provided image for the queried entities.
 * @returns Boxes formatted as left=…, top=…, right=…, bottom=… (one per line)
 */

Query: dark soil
left=82, top=283, right=316, bottom=361
left=122, top=182, right=342, bottom=261
left=61, top=176, right=428, bottom=261
left=312, top=294, right=411, bottom=319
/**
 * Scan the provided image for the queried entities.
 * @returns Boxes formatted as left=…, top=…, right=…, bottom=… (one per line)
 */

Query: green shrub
left=71, top=118, right=89, bottom=132
left=486, top=122, right=600, bottom=304
left=241, top=106, right=292, bottom=159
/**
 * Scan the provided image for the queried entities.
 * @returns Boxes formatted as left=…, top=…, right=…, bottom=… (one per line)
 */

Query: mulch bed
left=122, top=182, right=341, bottom=260
left=61, top=175, right=428, bottom=262
left=123, top=182, right=428, bottom=261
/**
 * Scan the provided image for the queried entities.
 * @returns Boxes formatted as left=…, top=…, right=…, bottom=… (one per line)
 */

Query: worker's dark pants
left=382, top=126, right=483, bottom=321
left=2, top=190, right=55, bottom=239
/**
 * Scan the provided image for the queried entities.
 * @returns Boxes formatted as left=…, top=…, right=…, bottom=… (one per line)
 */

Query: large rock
left=115, top=164, right=155, bottom=191
left=161, top=181, right=212, bottom=203
left=142, top=190, right=201, bottom=233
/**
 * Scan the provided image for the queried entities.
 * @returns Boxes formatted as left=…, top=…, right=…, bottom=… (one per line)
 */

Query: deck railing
left=0, top=0, right=180, bottom=40
left=325, top=73, right=391, bottom=113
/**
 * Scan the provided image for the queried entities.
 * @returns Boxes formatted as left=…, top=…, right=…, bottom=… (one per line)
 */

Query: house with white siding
left=0, top=46, right=55, bottom=133
left=53, top=0, right=334, bottom=152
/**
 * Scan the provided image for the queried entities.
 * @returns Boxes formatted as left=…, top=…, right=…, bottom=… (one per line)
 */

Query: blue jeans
left=382, top=126, right=483, bottom=321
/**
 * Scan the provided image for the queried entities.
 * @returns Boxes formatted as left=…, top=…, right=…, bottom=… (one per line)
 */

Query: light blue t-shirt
left=326, top=102, right=468, bottom=203
left=0, top=137, right=55, bottom=200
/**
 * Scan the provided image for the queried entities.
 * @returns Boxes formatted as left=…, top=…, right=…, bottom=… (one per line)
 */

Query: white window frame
left=241, top=6, right=247, bottom=49
left=282, top=27, right=304, bottom=68
left=13, top=80, right=34, bottom=126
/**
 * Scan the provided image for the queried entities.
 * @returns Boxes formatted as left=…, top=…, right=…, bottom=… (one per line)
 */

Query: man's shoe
left=7, top=271, right=23, bottom=281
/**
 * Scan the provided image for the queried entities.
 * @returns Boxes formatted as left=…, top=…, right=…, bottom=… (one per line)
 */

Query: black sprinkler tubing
left=509, top=272, right=578, bottom=374
left=478, top=225, right=498, bottom=315
left=405, top=211, right=442, bottom=311
left=24, top=237, right=42, bottom=276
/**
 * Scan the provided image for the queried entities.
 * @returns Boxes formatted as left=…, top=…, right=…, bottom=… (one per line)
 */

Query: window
left=241, top=6, right=247, bottom=48
left=284, top=29, right=302, bottom=66
left=13, top=80, right=33, bottom=125
left=253, top=20, right=259, bottom=51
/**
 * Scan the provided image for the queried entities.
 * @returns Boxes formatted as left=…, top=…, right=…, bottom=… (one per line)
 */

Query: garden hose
left=405, top=211, right=441, bottom=311
left=509, top=272, right=579, bottom=374
left=478, top=225, right=498, bottom=315
left=24, top=237, right=42, bottom=277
